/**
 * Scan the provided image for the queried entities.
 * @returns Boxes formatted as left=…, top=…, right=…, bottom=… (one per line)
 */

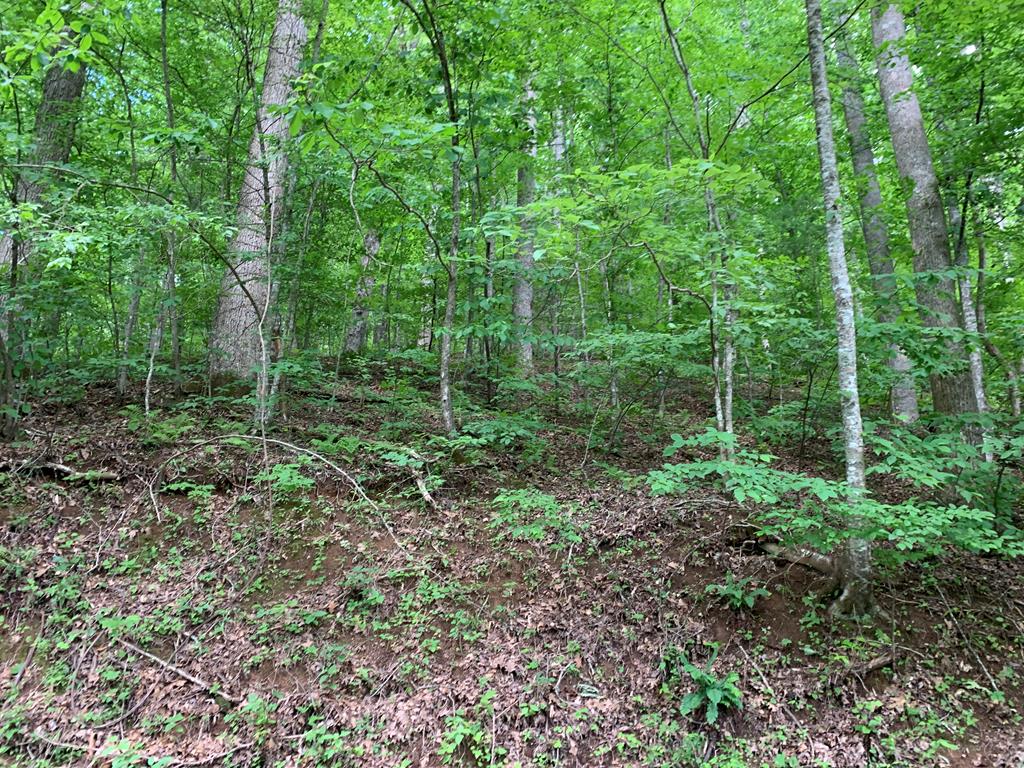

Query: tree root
left=761, top=542, right=883, bottom=619
left=761, top=542, right=837, bottom=591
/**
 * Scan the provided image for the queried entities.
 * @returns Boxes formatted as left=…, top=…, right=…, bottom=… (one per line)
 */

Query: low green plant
left=705, top=573, right=770, bottom=610
left=490, top=488, right=583, bottom=551
left=254, top=460, right=315, bottom=498
left=661, top=643, right=743, bottom=725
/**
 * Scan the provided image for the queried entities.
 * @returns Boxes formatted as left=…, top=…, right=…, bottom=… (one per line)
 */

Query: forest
left=1, top=0, right=1023, bottom=764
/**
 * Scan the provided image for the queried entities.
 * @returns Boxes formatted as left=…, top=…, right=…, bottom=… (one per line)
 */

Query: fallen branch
left=1, top=459, right=118, bottom=482
left=116, top=638, right=240, bottom=706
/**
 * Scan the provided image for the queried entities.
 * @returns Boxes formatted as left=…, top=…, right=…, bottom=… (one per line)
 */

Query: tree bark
left=659, top=0, right=735, bottom=458
left=0, top=49, right=86, bottom=270
left=872, top=2, right=975, bottom=416
left=514, top=82, right=537, bottom=375
left=973, top=209, right=1019, bottom=417
left=836, top=32, right=918, bottom=422
left=345, top=229, right=379, bottom=353
left=0, top=40, right=86, bottom=438
left=806, top=0, right=870, bottom=616
left=209, top=0, right=307, bottom=381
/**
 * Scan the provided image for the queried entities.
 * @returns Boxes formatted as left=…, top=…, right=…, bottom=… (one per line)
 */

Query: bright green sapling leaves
left=650, top=426, right=1024, bottom=565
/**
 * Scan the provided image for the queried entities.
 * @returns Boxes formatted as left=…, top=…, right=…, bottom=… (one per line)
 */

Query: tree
left=0, top=40, right=87, bottom=271
left=0, top=34, right=86, bottom=438
left=835, top=30, right=918, bottom=422
left=345, top=229, right=379, bottom=354
left=805, top=0, right=870, bottom=615
left=514, top=81, right=537, bottom=376
left=871, top=2, right=975, bottom=416
left=398, top=0, right=461, bottom=434
left=209, top=0, right=307, bottom=387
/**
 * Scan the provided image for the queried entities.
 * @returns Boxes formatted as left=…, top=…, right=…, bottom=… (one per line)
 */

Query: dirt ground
left=1, top=376, right=1023, bottom=767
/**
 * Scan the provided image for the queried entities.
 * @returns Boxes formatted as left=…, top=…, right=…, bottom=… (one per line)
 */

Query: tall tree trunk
left=345, top=229, right=379, bottom=353
left=514, top=82, right=537, bottom=375
left=872, top=2, right=975, bottom=416
left=948, top=199, right=989, bottom=425
left=974, top=210, right=1020, bottom=416
left=0, top=41, right=86, bottom=438
left=209, top=0, right=307, bottom=381
left=806, top=0, right=870, bottom=616
left=0, top=49, right=86, bottom=270
left=398, top=0, right=462, bottom=433
left=440, top=156, right=460, bottom=433
left=836, top=32, right=919, bottom=422
left=659, top=0, right=735, bottom=458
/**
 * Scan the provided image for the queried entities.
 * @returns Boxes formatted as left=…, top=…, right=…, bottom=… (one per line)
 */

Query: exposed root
left=827, top=580, right=875, bottom=620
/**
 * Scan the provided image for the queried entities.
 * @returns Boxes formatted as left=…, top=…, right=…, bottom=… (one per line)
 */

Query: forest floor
left=1, top=364, right=1023, bottom=768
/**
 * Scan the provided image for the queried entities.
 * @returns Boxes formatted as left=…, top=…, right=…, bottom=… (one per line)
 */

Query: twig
left=10, top=618, right=42, bottom=692
left=116, top=637, right=241, bottom=704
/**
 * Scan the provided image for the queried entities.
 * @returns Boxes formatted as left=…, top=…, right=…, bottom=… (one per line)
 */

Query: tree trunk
left=973, top=209, right=1019, bottom=417
left=836, top=32, right=918, bottom=422
left=440, top=156, right=460, bottom=434
left=0, top=49, right=86, bottom=270
left=872, top=2, right=975, bottom=416
left=948, top=199, right=989, bottom=423
left=806, top=0, right=870, bottom=616
left=209, top=0, right=307, bottom=381
left=659, top=0, right=735, bottom=457
left=345, top=229, right=379, bottom=353
left=514, top=82, right=538, bottom=375
left=0, top=41, right=85, bottom=438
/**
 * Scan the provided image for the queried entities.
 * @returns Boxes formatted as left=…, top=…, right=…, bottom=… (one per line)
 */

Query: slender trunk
left=974, top=211, right=1019, bottom=416
left=948, top=199, right=989, bottom=422
left=117, top=248, right=146, bottom=396
left=806, top=0, right=870, bottom=615
left=514, top=82, right=537, bottom=375
left=836, top=31, right=918, bottom=421
left=160, top=0, right=181, bottom=384
left=440, top=156, right=460, bottom=434
left=872, top=3, right=975, bottom=415
left=660, top=0, right=735, bottom=456
left=209, top=0, right=307, bottom=380
left=345, top=229, right=379, bottom=353
left=600, top=255, right=618, bottom=408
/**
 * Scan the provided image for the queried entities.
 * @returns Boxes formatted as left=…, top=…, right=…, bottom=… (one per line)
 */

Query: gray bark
left=836, top=33, right=918, bottom=422
left=0, top=40, right=85, bottom=437
left=440, top=157, right=460, bottom=434
left=806, top=0, right=870, bottom=616
left=974, top=211, right=1019, bottom=416
left=872, top=3, right=975, bottom=416
left=659, top=0, right=735, bottom=457
left=209, top=0, right=307, bottom=380
left=948, top=199, right=988, bottom=418
left=345, top=229, right=379, bottom=353
left=514, top=82, right=537, bottom=375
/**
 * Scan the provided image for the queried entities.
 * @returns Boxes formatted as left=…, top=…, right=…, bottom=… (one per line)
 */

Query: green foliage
left=431, top=413, right=547, bottom=465
left=254, top=461, right=315, bottom=498
left=489, top=488, right=583, bottom=551
left=122, top=407, right=196, bottom=447
left=705, top=573, right=770, bottom=611
left=661, top=643, right=743, bottom=725
left=651, top=426, right=1024, bottom=565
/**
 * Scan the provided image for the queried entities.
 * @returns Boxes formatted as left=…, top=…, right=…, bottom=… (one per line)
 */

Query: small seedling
left=705, top=573, right=770, bottom=610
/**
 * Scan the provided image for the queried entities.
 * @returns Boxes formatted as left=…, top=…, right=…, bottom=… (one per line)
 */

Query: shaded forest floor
left=2, top=365, right=1023, bottom=767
